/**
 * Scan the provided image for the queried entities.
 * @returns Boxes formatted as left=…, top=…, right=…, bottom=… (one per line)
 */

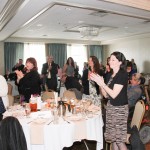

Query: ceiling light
left=78, top=26, right=100, bottom=38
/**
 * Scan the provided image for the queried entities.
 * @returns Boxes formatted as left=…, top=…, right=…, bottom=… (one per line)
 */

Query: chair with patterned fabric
left=63, top=90, right=76, bottom=100
left=7, top=83, right=13, bottom=95
left=7, top=94, right=14, bottom=106
left=41, top=91, right=55, bottom=101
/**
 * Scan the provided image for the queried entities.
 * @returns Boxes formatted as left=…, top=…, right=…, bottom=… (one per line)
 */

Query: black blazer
left=19, top=70, right=41, bottom=102
left=41, top=62, right=58, bottom=79
left=81, top=69, right=104, bottom=95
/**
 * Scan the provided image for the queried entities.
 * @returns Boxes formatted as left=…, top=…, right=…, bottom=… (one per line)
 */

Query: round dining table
left=4, top=104, right=103, bottom=150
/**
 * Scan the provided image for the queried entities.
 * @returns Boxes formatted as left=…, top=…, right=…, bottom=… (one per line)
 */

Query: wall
left=0, top=42, right=4, bottom=75
left=103, top=37, right=150, bottom=73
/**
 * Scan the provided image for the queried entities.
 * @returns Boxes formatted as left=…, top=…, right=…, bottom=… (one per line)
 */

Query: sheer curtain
left=24, top=43, right=46, bottom=73
left=67, top=44, right=88, bottom=75
left=4, top=42, right=24, bottom=73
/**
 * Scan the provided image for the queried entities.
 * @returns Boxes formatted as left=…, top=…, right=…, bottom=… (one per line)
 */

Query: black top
left=108, top=69, right=128, bottom=106
left=41, top=62, right=58, bottom=79
left=65, top=76, right=83, bottom=92
left=19, top=70, right=41, bottom=102
left=81, top=69, right=104, bottom=95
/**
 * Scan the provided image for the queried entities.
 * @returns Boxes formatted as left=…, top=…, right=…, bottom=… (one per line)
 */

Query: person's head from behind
left=130, top=73, right=145, bottom=86
left=110, top=51, right=126, bottom=70
left=47, top=56, right=53, bottom=64
left=88, top=56, right=100, bottom=73
left=26, top=57, right=38, bottom=72
left=0, top=116, right=27, bottom=150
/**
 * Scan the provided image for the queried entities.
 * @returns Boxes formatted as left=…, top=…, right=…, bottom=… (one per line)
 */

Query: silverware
left=63, top=117, right=70, bottom=124
left=47, top=120, right=53, bottom=125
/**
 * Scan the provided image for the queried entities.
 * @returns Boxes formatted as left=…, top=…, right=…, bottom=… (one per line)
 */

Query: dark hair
left=26, top=57, right=38, bottom=71
left=0, top=116, right=27, bottom=150
left=110, top=51, right=126, bottom=70
left=89, top=56, right=100, bottom=74
left=66, top=57, right=75, bottom=67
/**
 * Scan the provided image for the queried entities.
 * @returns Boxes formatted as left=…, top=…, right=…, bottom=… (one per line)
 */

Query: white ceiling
left=1, top=0, right=150, bottom=44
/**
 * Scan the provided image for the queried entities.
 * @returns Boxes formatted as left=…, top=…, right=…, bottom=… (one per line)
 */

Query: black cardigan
left=19, top=70, right=41, bottom=102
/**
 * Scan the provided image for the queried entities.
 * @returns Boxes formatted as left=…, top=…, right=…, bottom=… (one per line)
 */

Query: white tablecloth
left=20, top=112, right=103, bottom=150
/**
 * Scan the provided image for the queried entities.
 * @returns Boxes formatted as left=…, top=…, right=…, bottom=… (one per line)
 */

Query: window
left=24, top=43, right=46, bottom=73
left=67, top=44, right=88, bottom=75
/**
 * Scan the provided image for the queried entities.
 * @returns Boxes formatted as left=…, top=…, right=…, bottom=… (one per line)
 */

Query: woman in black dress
left=15, top=57, right=41, bottom=102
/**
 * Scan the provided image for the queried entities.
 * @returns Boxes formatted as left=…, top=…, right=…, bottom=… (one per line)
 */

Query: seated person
left=0, top=116, right=27, bottom=150
left=61, top=74, right=83, bottom=92
left=128, top=73, right=145, bottom=108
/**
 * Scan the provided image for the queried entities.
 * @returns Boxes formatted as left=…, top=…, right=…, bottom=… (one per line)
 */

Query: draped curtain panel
left=88, top=45, right=103, bottom=63
left=4, top=42, right=24, bottom=73
left=46, top=43, right=67, bottom=68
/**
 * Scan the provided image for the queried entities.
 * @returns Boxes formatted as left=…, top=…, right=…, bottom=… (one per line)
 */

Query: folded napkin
left=88, top=104, right=100, bottom=112
left=30, top=118, right=47, bottom=144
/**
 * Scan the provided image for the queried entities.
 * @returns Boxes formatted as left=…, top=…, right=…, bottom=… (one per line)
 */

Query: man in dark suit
left=41, top=56, right=58, bottom=91
left=12, top=59, right=24, bottom=72
left=11, top=59, right=24, bottom=81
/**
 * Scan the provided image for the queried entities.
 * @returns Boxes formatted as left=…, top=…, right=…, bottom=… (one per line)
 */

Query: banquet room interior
left=0, top=0, right=150, bottom=150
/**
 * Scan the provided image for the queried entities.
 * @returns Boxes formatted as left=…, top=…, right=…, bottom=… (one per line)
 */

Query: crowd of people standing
left=1, top=50, right=148, bottom=150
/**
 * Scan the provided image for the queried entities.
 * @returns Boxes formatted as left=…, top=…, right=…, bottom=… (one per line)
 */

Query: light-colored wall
left=103, top=37, right=150, bottom=73
left=0, top=42, right=4, bottom=75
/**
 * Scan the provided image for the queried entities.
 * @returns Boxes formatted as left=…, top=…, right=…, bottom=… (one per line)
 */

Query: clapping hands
left=89, top=73, right=105, bottom=87
left=15, top=70, right=24, bottom=79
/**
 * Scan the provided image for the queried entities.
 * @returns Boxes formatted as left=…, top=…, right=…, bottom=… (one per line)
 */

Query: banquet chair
left=7, top=94, right=14, bottom=106
left=63, top=90, right=76, bottom=100
left=106, top=100, right=145, bottom=150
left=41, top=91, right=55, bottom=101
left=7, top=83, right=13, bottom=95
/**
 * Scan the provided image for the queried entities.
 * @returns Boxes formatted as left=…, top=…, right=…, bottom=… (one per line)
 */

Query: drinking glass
left=25, top=103, right=31, bottom=117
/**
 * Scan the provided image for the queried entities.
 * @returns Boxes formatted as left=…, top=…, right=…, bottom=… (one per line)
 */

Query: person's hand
left=90, top=73, right=105, bottom=87
left=15, top=70, right=24, bottom=79
left=15, top=63, right=20, bottom=67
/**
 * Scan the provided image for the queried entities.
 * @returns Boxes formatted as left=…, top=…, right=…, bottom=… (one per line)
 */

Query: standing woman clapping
left=15, top=57, right=41, bottom=103
left=90, top=52, right=128, bottom=150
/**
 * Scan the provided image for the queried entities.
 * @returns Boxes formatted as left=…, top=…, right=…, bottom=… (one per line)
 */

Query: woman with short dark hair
left=0, top=116, right=27, bottom=150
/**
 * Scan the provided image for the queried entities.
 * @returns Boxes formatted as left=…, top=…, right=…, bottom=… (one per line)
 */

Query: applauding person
left=16, top=57, right=41, bottom=102
left=90, top=52, right=128, bottom=150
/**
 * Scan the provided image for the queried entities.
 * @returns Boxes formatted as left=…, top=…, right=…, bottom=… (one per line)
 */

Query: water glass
left=25, top=103, right=31, bottom=117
